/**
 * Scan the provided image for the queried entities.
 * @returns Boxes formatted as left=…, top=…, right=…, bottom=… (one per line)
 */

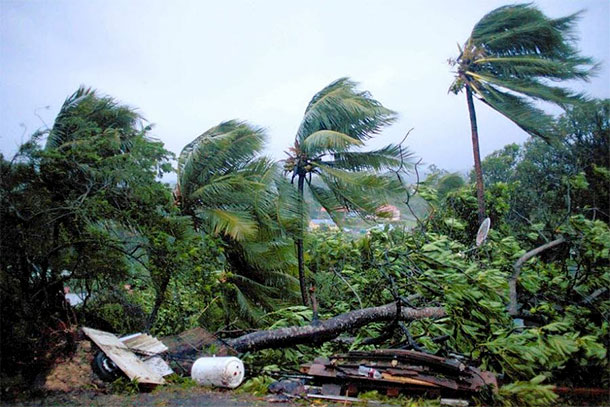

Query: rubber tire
left=92, top=351, right=121, bottom=382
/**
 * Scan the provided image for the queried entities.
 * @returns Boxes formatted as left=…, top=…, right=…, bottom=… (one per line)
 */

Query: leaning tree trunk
left=296, top=173, right=309, bottom=306
left=225, top=302, right=446, bottom=353
left=146, top=275, right=171, bottom=331
left=508, top=237, right=566, bottom=316
left=466, top=86, right=486, bottom=224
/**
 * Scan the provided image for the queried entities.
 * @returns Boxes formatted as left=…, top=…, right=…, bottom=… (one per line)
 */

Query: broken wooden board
left=381, top=372, right=440, bottom=387
left=83, top=327, right=165, bottom=385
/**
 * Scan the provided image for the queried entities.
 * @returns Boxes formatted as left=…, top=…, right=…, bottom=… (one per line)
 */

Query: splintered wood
left=302, top=349, right=497, bottom=398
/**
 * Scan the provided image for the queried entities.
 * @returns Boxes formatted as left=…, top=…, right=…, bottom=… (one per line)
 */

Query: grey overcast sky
left=1, top=0, right=608, bottom=172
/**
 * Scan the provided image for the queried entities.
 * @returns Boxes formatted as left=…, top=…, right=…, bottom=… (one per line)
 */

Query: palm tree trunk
left=296, top=173, right=309, bottom=306
left=466, top=86, right=486, bottom=223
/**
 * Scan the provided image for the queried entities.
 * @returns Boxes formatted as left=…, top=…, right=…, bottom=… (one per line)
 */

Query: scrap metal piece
left=83, top=327, right=165, bottom=385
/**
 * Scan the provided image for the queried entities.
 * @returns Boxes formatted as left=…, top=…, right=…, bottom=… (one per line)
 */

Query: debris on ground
left=83, top=327, right=172, bottom=386
left=300, top=349, right=497, bottom=399
left=161, top=327, right=237, bottom=375
left=191, top=356, right=245, bottom=388
left=267, top=378, right=307, bottom=396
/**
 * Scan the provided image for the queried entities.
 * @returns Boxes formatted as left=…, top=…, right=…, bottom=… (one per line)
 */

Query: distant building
left=375, top=204, right=400, bottom=221
left=64, top=286, right=86, bottom=306
left=309, top=219, right=338, bottom=230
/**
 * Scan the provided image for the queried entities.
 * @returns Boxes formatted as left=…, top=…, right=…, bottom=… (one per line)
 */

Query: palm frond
left=330, top=144, right=410, bottom=171
left=274, top=176, right=307, bottom=233
left=301, top=130, right=363, bottom=156
left=296, top=78, right=396, bottom=144
left=178, top=120, right=265, bottom=197
left=307, top=182, right=346, bottom=225
left=178, top=120, right=299, bottom=321
left=476, top=81, right=555, bottom=140
left=203, top=208, right=258, bottom=241
left=452, top=4, right=597, bottom=139
left=316, top=165, right=404, bottom=219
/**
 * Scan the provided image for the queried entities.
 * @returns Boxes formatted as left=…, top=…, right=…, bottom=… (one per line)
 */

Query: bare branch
left=508, top=237, right=566, bottom=316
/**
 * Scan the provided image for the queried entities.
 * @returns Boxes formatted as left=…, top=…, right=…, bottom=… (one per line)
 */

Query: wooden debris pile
left=301, top=349, right=497, bottom=398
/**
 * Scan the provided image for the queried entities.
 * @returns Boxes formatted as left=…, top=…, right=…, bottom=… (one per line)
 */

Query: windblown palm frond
left=177, top=120, right=299, bottom=325
left=178, top=120, right=265, bottom=199
left=46, top=87, right=142, bottom=151
left=297, top=78, right=396, bottom=147
left=450, top=3, right=597, bottom=140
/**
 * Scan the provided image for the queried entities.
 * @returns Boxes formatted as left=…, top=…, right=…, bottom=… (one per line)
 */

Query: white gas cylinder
left=191, top=356, right=245, bottom=388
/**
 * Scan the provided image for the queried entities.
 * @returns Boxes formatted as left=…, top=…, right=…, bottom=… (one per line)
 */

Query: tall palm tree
left=177, top=120, right=299, bottom=325
left=449, top=4, right=597, bottom=222
left=284, top=78, right=408, bottom=306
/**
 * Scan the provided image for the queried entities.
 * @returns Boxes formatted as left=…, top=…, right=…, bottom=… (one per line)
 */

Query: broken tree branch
left=508, top=237, right=566, bottom=316
left=224, top=302, right=445, bottom=353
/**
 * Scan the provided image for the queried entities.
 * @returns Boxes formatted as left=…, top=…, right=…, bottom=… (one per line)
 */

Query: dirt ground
left=4, top=387, right=300, bottom=407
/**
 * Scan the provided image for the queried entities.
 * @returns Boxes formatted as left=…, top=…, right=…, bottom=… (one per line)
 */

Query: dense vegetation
left=1, top=5, right=607, bottom=406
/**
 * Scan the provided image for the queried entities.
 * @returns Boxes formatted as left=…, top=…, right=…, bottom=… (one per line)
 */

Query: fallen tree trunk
left=224, top=302, right=446, bottom=353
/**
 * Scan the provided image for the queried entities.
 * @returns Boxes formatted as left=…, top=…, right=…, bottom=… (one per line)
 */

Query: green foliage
left=299, top=206, right=609, bottom=394
left=0, top=88, right=187, bottom=389
left=162, top=374, right=198, bottom=390
left=109, top=377, right=141, bottom=395
left=177, top=121, right=299, bottom=326
left=473, top=99, right=609, bottom=230
left=283, top=77, right=408, bottom=304
left=285, top=78, right=406, bottom=225
left=450, top=4, right=596, bottom=139
left=236, top=375, right=275, bottom=396
left=496, top=376, right=558, bottom=407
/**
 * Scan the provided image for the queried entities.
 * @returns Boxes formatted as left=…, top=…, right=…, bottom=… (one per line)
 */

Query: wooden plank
left=307, top=394, right=380, bottom=404
left=83, top=327, right=165, bottom=385
left=308, top=363, right=336, bottom=377
left=386, top=369, right=459, bottom=390
left=381, top=373, right=439, bottom=387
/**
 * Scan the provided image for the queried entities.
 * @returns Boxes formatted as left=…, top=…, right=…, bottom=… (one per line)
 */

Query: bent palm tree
left=46, top=87, right=143, bottom=153
left=449, top=4, right=597, bottom=222
left=284, top=78, right=409, bottom=306
left=177, top=120, right=299, bottom=325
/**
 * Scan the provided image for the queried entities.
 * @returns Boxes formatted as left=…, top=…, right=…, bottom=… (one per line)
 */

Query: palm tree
left=177, top=120, right=299, bottom=325
left=449, top=4, right=597, bottom=222
left=284, top=78, right=408, bottom=306
left=46, top=87, right=142, bottom=152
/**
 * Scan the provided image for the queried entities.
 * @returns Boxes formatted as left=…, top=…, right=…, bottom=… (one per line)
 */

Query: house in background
left=375, top=204, right=401, bottom=222
left=308, top=219, right=338, bottom=230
